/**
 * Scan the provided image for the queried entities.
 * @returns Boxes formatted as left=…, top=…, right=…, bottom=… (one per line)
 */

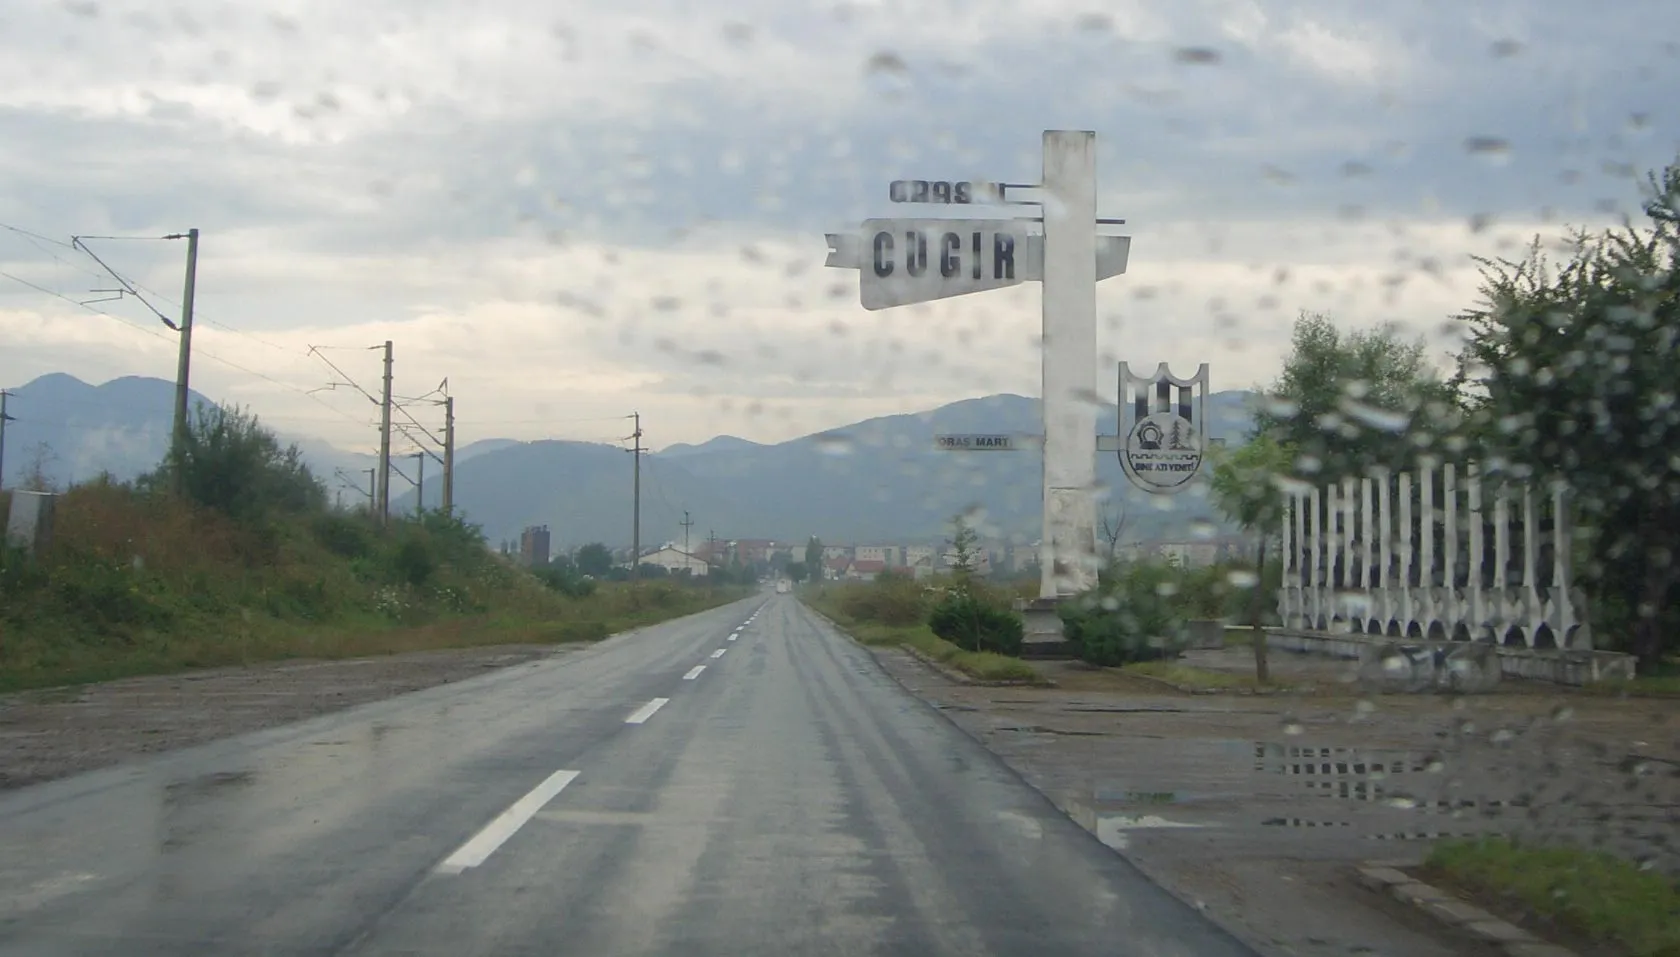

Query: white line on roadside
left=709, top=648, right=727, bottom=659
left=436, top=769, right=579, bottom=875
left=683, top=665, right=706, bottom=680
left=625, top=698, right=669, bottom=725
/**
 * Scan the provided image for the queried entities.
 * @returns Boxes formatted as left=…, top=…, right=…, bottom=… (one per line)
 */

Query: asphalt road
left=0, top=594, right=1255, bottom=956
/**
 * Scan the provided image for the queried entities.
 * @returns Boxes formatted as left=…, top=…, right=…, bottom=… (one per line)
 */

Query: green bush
left=312, top=512, right=372, bottom=559
left=928, top=591, right=1024, bottom=656
left=534, top=566, right=597, bottom=598
left=1060, top=561, right=1187, bottom=666
left=392, top=539, right=436, bottom=586
left=837, top=571, right=927, bottom=626
left=141, top=402, right=326, bottom=522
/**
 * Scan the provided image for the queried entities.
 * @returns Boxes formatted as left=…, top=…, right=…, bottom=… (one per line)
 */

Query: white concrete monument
left=824, top=130, right=1130, bottom=602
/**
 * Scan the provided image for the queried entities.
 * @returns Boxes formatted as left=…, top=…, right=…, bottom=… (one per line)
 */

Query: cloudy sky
left=1, top=0, right=1676, bottom=456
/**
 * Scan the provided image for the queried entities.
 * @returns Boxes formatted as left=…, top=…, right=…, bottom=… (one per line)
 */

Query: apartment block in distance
left=519, top=525, right=551, bottom=568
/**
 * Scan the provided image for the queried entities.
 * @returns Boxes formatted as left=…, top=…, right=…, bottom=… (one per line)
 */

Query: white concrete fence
left=1278, top=463, right=1592, bottom=651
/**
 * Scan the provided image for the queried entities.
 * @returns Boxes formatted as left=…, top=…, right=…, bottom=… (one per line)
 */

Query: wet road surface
left=0, top=595, right=1255, bottom=956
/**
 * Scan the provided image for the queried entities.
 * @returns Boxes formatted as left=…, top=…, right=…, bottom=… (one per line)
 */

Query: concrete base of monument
left=1016, top=597, right=1077, bottom=659
left=1267, top=628, right=1637, bottom=688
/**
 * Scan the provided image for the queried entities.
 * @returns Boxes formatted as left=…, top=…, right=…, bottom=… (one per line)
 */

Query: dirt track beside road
left=0, top=645, right=568, bottom=790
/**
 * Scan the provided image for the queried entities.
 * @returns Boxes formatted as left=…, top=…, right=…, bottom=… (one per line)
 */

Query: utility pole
left=0, top=389, right=13, bottom=490
left=365, top=468, right=375, bottom=516
left=628, top=412, right=643, bottom=581
left=442, top=395, right=455, bottom=517
left=168, top=228, right=200, bottom=492
left=413, top=451, right=426, bottom=517
left=376, top=340, right=393, bottom=526
left=680, top=510, right=694, bottom=574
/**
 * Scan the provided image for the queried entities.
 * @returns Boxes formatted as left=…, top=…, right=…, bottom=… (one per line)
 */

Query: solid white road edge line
left=710, top=648, right=727, bottom=659
left=683, top=665, right=706, bottom=680
left=625, top=697, right=670, bottom=725
left=436, top=769, right=580, bottom=875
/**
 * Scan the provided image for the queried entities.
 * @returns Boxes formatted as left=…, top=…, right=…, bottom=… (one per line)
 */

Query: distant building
left=855, top=545, right=901, bottom=566
left=639, top=546, right=709, bottom=576
left=519, top=525, right=551, bottom=567
left=1120, top=540, right=1248, bottom=568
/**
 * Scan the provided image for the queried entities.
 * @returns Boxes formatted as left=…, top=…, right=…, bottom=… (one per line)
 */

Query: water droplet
left=1226, top=569, right=1259, bottom=588
left=1489, top=39, right=1523, bottom=57
left=1465, top=137, right=1512, bottom=164
left=866, top=50, right=908, bottom=74
left=1340, top=399, right=1410, bottom=432
left=1456, top=719, right=1476, bottom=735
left=1550, top=705, right=1575, bottom=723
left=1340, top=161, right=1372, bottom=178
left=1099, top=595, right=1120, bottom=611
left=1423, top=755, right=1446, bottom=773
left=1355, top=699, right=1377, bottom=716
left=1385, top=795, right=1418, bottom=810
left=1173, top=47, right=1221, bottom=65
left=1491, top=729, right=1515, bottom=745
left=1281, top=717, right=1304, bottom=736
left=1381, top=653, right=1409, bottom=675
left=814, top=433, right=854, bottom=456
left=1074, top=12, right=1111, bottom=32
left=1189, top=519, right=1217, bottom=540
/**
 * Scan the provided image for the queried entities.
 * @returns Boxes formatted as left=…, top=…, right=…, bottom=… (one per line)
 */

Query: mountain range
left=2, top=373, right=1260, bottom=549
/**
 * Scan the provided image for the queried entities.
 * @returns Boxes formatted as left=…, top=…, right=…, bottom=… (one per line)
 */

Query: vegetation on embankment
left=803, top=573, right=1044, bottom=685
left=1425, top=837, right=1680, bottom=957
left=0, top=404, right=748, bottom=693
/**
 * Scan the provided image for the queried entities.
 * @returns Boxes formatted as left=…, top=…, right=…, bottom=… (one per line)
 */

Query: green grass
left=1122, top=660, right=1260, bottom=691
left=0, top=481, right=750, bottom=693
left=803, top=589, right=1045, bottom=685
left=1426, top=837, right=1680, bottom=957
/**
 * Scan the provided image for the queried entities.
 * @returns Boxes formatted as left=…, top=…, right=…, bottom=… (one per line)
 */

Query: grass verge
left=1424, top=837, right=1680, bottom=957
left=803, top=593, right=1045, bottom=685
left=0, top=583, right=751, bottom=694
left=1122, top=660, right=1266, bottom=691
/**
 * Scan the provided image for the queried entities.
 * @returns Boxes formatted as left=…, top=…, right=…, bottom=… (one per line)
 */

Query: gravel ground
left=0, top=645, right=570, bottom=790
left=870, top=646, right=1678, bottom=957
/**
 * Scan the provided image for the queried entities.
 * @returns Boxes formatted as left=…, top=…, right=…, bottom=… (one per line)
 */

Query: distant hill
left=0, top=373, right=375, bottom=490
left=659, top=435, right=765, bottom=458
left=4, top=372, right=1260, bottom=550
left=394, top=390, right=1261, bottom=549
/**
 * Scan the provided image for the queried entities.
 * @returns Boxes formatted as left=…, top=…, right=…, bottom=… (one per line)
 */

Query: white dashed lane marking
left=683, top=665, right=706, bottom=680
left=624, top=698, right=669, bottom=725
left=436, top=769, right=580, bottom=874
left=709, top=649, right=727, bottom=659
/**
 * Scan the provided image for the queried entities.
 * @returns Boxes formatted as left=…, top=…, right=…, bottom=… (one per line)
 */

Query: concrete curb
left=1357, top=862, right=1575, bottom=957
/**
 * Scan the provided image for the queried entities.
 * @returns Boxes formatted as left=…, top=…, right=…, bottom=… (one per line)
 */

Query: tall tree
left=1208, top=433, right=1295, bottom=684
left=1255, top=311, right=1455, bottom=484
left=1450, top=158, right=1680, bottom=669
left=574, top=542, right=613, bottom=577
left=804, top=536, right=823, bottom=581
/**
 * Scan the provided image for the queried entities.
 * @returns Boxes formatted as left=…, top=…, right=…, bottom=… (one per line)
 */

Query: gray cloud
left=2, top=0, right=1677, bottom=447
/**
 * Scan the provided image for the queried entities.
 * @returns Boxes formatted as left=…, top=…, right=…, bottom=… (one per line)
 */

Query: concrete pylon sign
left=823, top=131, right=1130, bottom=600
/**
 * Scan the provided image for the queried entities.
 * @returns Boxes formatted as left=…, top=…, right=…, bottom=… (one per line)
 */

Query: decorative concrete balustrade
left=1277, top=463, right=1592, bottom=652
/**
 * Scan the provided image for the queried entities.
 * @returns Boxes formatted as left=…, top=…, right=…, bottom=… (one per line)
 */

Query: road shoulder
left=0, top=643, right=572, bottom=790
left=854, top=639, right=1511, bottom=957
